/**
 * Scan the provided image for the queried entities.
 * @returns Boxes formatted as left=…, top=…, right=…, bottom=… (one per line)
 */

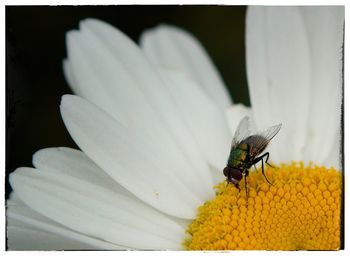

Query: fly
left=223, top=116, right=282, bottom=197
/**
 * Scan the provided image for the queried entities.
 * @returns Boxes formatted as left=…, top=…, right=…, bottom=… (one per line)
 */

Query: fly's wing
left=231, top=116, right=253, bottom=148
left=248, top=123, right=282, bottom=158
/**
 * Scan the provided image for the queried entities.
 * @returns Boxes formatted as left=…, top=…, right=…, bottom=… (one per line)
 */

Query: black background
left=6, top=6, right=249, bottom=198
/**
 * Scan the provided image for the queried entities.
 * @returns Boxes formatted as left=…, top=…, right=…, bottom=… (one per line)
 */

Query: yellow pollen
left=184, top=162, right=342, bottom=250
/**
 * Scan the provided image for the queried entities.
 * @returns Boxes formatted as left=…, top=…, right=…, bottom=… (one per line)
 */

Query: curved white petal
left=62, top=59, right=79, bottom=95
left=65, top=19, right=214, bottom=192
left=225, top=104, right=252, bottom=137
left=33, top=147, right=192, bottom=228
left=140, top=24, right=232, bottom=109
left=60, top=94, right=207, bottom=219
left=10, top=167, right=185, bottom=249
left=33, top=147, right=191, bottom=224
left=323, top=132, right=342, bottom=170
left=7, top=222, right=99, bottom=250
left=32, top=147, right=133, bottom=198
left=65, top=31, right=128, bottom=125
left=246, top=6, right=312, bottom=163
left=7, top=194, right=127, bottom=250
left=156, top=67, right=231, bottom=171
left=298, top=7, right=343, bottom=168
left=209, top=165, right=225, bottom=188
left=66, top=29, right=203, bottom=188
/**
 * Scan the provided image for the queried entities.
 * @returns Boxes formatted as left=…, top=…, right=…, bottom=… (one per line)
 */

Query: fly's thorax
left=228, top=142, right=249, bottom=167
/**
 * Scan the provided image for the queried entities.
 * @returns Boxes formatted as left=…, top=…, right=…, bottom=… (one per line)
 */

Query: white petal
left=66, top=19, right=214, bottom=193
left=209, top=165, right=225, bottom=187
left=10, top=167, right=185, bottom=249
left=33, top=147, right=194, bottom=233
left=62, top=59, right=81, bottom=96
left=225, top=104, right=252, bottom=137
left=323, top=132, right=342, bottom=170
left=65, top=30, right=129, bottom=125
left=32, top=147, right=132, bottom=198
left=79, top=19, right=214, bottom=185
left=140, top=24, right=232, bottom=109
left=7, top=223, right=97, bottom=250
left=7, top=195, right=126, bottom=250
left=298, top=7, right=343, bottom=167
left=33, top=147, right=196, bottom=224
left=62, top=59, right=73, bottom=88
left=8, top=192, right=24, bottom=205
left=60, top=95, right=205, bottom=219
left=246, top=6, right=312, bottom=163
left=157, top=67, right=231, bottom=171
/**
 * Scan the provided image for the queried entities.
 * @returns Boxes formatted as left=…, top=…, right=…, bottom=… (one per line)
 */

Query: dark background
left=6, top=6, right=249, bottom=198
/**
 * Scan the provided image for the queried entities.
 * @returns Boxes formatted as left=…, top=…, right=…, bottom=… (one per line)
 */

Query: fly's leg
left=243, top=170, right=248, bottom=199
left=236, top=183, right=241, bottom=192
left=245, top=174, right=248, bottom=199
left=253, top=152, right=273, bottom=185
left=263, top=152, right=276, bottom=168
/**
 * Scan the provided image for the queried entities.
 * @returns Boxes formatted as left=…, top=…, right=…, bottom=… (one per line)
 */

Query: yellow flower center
left=184, top=162, right=342, bottom=250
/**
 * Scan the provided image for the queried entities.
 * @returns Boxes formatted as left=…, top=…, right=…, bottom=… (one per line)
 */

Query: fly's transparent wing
left=259, top=123, right=282, bottom=142
left=249, top=123, right=282, bottom=158
left=231, top=116, right=253, bottom=148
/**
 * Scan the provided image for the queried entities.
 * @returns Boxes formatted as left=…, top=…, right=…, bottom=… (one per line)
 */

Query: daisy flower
left=7, top=6, right=343, bottom=250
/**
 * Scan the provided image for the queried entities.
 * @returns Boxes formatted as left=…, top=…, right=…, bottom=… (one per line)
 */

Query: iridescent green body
left=227, top=142, right=249, bottom=168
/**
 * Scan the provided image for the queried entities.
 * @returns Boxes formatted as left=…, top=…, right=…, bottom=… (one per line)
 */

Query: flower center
left=184, top=162, right=342, bottom=250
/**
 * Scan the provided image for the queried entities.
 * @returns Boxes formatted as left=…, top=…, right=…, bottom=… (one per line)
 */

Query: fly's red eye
left=231, top=168, right=243, bottom=181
